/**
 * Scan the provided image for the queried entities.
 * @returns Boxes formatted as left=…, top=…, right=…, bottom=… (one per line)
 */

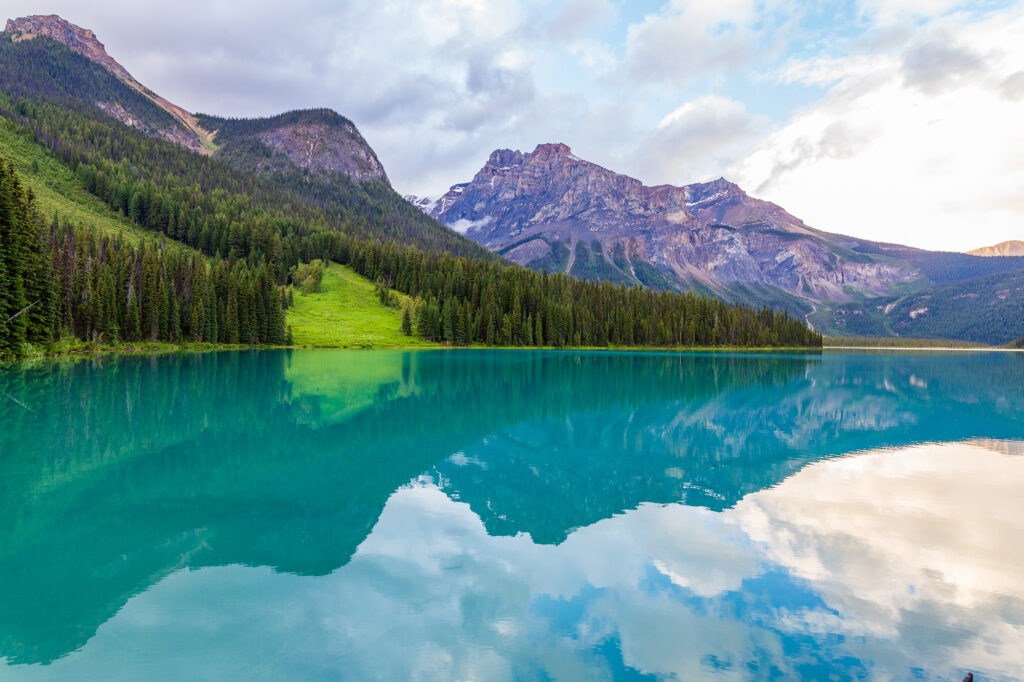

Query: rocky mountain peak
left=684, top=177, right=744, bottom=201
left=413, top=144, right=919, bottom=302
left=199, top=108, right=390, bottom=184
left=531, top=142, right=574, bottom=158
left=486, top=148, right=524, bottom=169
left=5, top=15, right=132, bottom=81
left=421, top=144, right=692, bottom=252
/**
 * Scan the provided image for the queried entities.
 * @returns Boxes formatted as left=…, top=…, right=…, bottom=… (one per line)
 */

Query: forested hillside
left=885, top=269, right=1024, bottom=344
left=0, top=156, right=284, bottom=359
left=0, top=31, right=822, bottom=358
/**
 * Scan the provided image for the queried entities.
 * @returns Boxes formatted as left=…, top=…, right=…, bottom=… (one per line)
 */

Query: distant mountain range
left=969, top=240, right=1024, bottom=257
left=409, top=144, right=1024, bottom=344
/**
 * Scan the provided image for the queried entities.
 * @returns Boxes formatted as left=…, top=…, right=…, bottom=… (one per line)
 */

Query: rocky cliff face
left=435, top=144, right=690, bottom=244
left=257, top=119, right=388, bottom=183
left=194, top=109, right=389, bottom=184
left=419, top=143, right=917, bottom=304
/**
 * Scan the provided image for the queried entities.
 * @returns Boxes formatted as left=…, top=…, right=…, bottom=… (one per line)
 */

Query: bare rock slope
left=419, top=143, right=916, bottom=303
left=197, top=109, right=389, bottom=184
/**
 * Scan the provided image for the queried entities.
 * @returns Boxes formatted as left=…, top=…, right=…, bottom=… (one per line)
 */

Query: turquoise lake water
left=1, top=349, right=1022, bottom=680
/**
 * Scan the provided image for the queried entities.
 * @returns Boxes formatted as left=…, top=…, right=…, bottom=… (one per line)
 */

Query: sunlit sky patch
left=6, top=0, right=1023, bottom=250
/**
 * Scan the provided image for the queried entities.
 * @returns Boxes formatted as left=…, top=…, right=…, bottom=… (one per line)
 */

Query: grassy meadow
left=286, top=264, right=438, bottom=348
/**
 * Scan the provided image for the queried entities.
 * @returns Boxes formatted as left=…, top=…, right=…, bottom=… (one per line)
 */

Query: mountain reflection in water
left=1, top=349, right=1022, bottom=680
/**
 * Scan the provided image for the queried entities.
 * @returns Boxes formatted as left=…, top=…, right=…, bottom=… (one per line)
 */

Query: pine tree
left=0, top=164, right=29, bottom=352
left=511, top=291, right=522, bottom=345
left=442, top=297, right=455, bottom=343
left=455, top=302, right=469, bottom=346
left=225, top=282, right=240, bottom=344
left=401, top=306, right=413, bottom=336
left=124, top=288, right=141, bottom=342
left=266, top=284, right=285, bottom=344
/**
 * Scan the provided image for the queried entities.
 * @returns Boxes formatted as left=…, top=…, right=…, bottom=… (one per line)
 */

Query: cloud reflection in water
left=9, top=440, right=1021, bottom=681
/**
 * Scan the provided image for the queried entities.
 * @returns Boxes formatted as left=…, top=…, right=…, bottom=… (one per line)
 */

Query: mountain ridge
left=1, top=15, right=494, bottom=259
left=5, top=14, right=217, bottom=153
left=195, top=108, right=389, bottom=183
left=411, top=142, right=1024, bottom=343
left=3, top=14, right=385, bottom=182
left=414, top=142, right=919, bottom=300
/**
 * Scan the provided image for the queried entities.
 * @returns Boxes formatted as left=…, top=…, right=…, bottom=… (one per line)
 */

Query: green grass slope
left=0, top=119, right=150, bottom=243
left=287, top=264, right=437, bottom=348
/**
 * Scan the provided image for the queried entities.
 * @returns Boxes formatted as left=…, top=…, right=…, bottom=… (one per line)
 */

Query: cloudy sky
left=7, top=0, right=1024, bottom=251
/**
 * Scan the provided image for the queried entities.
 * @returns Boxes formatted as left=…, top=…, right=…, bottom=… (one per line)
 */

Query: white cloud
left=567, top=40, right=617, bottom=75
left=621, top=3, right=758, bottom=86
left=536, top=0, right=617, bottom=40
left=777, top=54, right=896, bottom=86
left=733, top=6, right=1024, bottom=251
left=632, top=95, right=759, bottom=185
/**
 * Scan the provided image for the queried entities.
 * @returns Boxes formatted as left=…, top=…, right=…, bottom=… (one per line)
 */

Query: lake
left=1, top=349, right=1022, bottom=680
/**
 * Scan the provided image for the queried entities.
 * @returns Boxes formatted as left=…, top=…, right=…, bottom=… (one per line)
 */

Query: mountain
left=3, top=15, right=385, bottom=182
left=197, top=109, right=389, bottom=183
left=413, top=143, right=1024, bottom=343
left=4, top=14, right=215, bottom=152
left=856, top=269, right=1024, bottom=344
left=969, top=240, right=1024, bottom=257
left=4, top=15, right=388, bottom=183
left=0, top=15, right=495, bottom=260
left=415, top=144, right=912, bottom=299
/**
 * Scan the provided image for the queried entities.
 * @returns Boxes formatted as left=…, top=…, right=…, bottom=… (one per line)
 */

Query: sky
left=6, top=0, right=1024, bottom=251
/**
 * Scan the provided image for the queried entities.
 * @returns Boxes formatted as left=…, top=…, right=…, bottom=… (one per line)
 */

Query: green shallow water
left=1, top=349, right=1022, bottom=680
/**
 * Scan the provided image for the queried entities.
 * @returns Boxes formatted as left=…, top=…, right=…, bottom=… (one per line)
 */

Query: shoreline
left=9, top=342, right=1022, bottom=365
left=3, top=342, right=826, bottom=364
left=823, top=345, right=1023, bottom=352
